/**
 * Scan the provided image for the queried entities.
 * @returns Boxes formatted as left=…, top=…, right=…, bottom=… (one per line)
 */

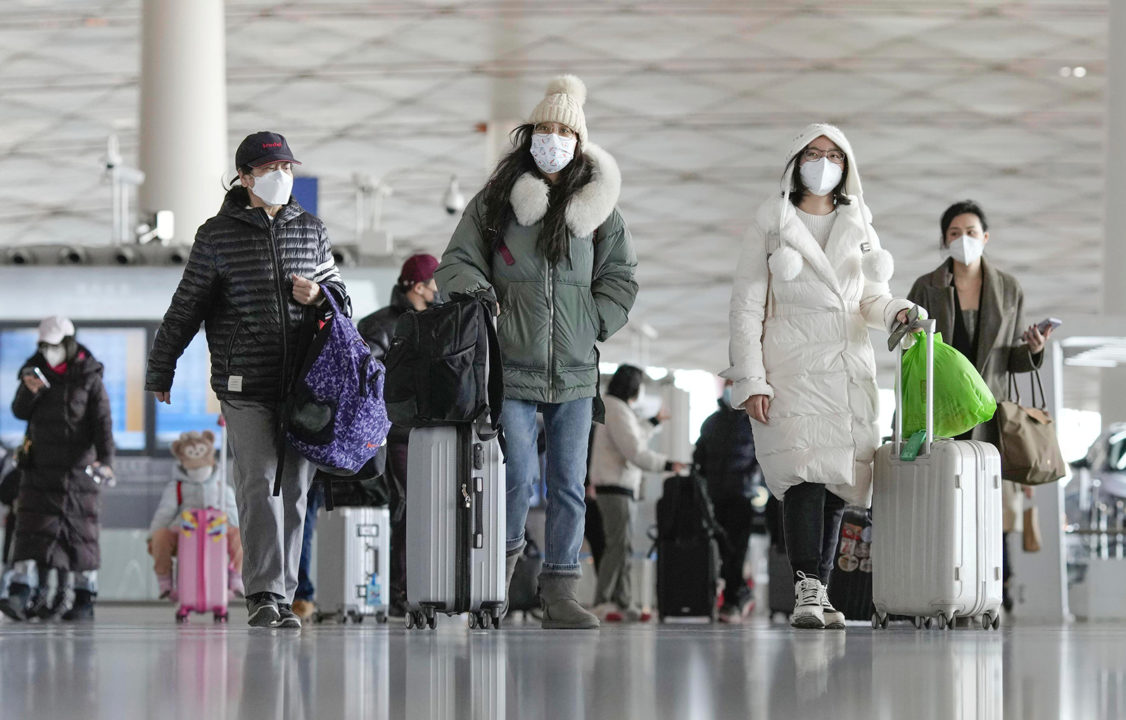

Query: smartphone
left=1036, top=317, right=1062, bottom=334
left=21, top=366, right=50, bottom=389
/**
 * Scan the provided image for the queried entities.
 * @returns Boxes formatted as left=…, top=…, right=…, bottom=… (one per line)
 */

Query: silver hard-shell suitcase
left=405, top=423, right=505, bottom=630
left=871, top=319, right=1004, bottom=630
left=314, top=506, right=391, bottom=624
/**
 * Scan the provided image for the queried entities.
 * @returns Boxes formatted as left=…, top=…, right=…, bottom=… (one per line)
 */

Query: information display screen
left=0, top=326, right=148, bottom=451
left=153, top=332, right=222, bottom=448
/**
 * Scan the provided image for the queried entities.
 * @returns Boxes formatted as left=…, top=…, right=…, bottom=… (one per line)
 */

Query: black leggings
left=782, top=482, right=846, bottom=584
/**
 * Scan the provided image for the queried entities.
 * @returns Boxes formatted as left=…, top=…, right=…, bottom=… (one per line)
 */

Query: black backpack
left=384, top=293, right=503, bottom=436
left=656, top=472, right=727, bottom=549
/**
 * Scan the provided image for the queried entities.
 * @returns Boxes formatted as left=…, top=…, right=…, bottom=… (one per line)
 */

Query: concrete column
left=1103, top=0, right=1126, bottom=426
left=138, top=0, right=228, bottom=244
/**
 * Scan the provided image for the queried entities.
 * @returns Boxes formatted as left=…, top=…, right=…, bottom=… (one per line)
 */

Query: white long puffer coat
left=724, top=123, right=914, bottom=508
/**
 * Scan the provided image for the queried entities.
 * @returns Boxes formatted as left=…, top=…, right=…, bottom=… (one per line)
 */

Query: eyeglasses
left=802, top=148, right=845, bottom=165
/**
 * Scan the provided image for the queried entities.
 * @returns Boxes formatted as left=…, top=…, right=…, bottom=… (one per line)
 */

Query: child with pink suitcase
left=147, top=430, right=244, bottom=621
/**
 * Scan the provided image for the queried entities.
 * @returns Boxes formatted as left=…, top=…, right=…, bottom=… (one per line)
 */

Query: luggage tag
left=899, top=430, right=927, bottom=462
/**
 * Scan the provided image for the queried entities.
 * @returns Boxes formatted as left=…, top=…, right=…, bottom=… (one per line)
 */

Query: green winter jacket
left=436, top=143, right=638, bottom=407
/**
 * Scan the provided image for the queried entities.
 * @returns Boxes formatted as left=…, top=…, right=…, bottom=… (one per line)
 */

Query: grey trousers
left=221, top=399, right=314, bottom=601
left=593, top=493, right=634, bottom=609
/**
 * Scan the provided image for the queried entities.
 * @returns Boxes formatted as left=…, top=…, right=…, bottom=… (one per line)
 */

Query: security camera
left=6, top=247, right=36, bottom=265
left=332, top=245, right=358, bottom=267
left=443, top=176, right=466, bottom=215
left=137, top=210, right=175, bottom=244
left=114, top=246, right=138, bottom=265
left=58, top=246, right=87, bottom=265
left=167, top=245, right=190, bottom=265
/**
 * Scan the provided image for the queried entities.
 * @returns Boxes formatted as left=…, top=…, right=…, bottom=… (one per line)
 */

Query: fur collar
left=509, top=143, right=621, bottom=238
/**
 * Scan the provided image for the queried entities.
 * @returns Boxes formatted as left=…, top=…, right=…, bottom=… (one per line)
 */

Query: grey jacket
left=907, top=257, right=1043, bottom=447
left=435, top=144, right=638, bottom=406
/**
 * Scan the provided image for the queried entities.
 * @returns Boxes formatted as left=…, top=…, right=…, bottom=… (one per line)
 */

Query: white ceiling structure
left=0, top=0, right=1111, bottom=404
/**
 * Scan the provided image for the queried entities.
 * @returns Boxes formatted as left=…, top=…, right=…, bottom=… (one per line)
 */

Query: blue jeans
left=295, top=484, right=324, bottom=602
left=502, top=397, right=592, bottom=577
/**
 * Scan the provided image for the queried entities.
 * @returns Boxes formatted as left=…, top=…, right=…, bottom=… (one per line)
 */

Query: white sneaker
left=791, top=572, right=825, bottom=629
left=820, top=586, right=845, bottom=629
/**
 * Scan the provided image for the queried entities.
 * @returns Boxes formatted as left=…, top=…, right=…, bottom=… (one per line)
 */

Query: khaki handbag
left=996, top=371, right=1067, bottom=485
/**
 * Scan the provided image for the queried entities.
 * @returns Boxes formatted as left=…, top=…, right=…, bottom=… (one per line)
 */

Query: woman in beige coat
left=907, top=199, right=1053, bottom=613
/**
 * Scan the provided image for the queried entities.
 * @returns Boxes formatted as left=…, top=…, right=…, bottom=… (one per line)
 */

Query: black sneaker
left=0, top=583, right=31, bottom=622
left=246, top=593, right=281, bottom=628
left=275, top=604, right=302, bottom=630
left=61, top=590, right=95, bottom=622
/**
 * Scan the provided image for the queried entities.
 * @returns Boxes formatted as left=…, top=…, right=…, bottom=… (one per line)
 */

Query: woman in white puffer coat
left=724, top=123, right=919, bottom=630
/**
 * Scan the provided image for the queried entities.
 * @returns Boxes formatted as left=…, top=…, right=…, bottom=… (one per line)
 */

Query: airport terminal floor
left=0, top=606, right=1122, bottom=720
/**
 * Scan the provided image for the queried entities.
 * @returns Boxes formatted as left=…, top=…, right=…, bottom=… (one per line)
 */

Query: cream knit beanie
left=529, top=74, right=588, bottom=145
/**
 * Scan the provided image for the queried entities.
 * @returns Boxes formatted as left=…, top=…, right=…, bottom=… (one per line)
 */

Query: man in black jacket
left=146, top=132, right=349, bottom=630
left=356, top=253, right=437, bottom=616
left=693, top=380, right=760, bottom=624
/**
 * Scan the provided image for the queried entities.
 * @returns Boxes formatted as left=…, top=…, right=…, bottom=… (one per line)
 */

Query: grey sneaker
left=246, top=593, right=280, bottom=628
left=275, top=604, right=302, bottom=630
left=790, top=572, right=825, bottom=630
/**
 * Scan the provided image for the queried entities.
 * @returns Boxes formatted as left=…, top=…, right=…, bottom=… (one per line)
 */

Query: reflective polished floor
left=0, top=606, right=1124, bottom=720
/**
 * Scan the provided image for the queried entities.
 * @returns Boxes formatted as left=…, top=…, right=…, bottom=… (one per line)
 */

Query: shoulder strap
left=274, top=304, right=320, bottom=498
left=177, top=481, right=182, bottom=507
left=476, top=301, right=505, bottom=441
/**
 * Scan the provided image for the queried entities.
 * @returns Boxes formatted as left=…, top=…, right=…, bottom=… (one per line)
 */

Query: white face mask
left=184, top=466, right=213, bottom=484
left=249, top=169, right=293, bottom=206
left=42, top=345, right=66, bottom=368
left=530, top=133, right=577, bottom=174
left=943, top=234, right=985, bottom=266
left=799, top=157, right=844, bottom=197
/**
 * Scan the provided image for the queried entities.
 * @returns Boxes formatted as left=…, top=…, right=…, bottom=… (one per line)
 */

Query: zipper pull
left=460, top=483, right=471, bottom=509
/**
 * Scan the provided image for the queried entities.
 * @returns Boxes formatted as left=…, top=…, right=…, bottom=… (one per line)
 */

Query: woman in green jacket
left=436, top=74, right=638, bottom=629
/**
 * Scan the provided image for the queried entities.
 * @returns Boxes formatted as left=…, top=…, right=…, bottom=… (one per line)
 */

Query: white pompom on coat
left=723, top=123, right=914, bottom=508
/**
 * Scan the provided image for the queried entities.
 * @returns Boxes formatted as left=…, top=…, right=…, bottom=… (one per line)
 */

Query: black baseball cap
left=235, top=131, right=302, bottom=170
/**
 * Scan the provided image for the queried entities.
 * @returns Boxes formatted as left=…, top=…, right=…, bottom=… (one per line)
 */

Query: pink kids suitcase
left=175, top=508, right=230, bottom=623
left=175, top=420, right=231, bottom=624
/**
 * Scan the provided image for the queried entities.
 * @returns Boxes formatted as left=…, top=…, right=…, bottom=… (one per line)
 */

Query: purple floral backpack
left=281, top=290, right=391, bottom=495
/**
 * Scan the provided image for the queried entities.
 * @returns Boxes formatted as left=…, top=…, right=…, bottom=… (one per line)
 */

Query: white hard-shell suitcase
left=871, top=319, right=1004, bottom=630
left=314, top=506, right=391, bottom=624
left=405, top=423, right=505, bottom=631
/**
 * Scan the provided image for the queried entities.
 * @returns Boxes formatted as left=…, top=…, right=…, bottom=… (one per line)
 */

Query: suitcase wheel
left=376, top=612, right=388, bottom=624
left=405, top=611, right=416, bottom=630
left=468, top=613, right=478, bottom=630
left=871, top=612, right=888, bottom=630
left=981, top=612, right=1000, bottom=631
left=426, top=612, right=437, bottom=630
left=491, top=613, right=500, bottom=630
left=355, top=614, right=365, bottom=625
left=175, top=611, right=189, bottom=625
left=213, top=612, right=228, bottom=624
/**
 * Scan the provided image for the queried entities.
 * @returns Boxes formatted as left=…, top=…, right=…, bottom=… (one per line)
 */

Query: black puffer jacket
left=693, top=399, right=759, bottom=500
left=11, top=347, right=114, bottom=572
left=356, top=285, right=414, bottom=362
left=146, top=189, right=350, bottom=401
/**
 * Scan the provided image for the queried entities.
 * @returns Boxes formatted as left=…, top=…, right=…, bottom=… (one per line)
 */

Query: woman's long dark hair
left=481, top=124, right=594, bottom=266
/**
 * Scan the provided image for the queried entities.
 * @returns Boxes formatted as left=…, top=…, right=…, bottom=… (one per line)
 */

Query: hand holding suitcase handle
left=892, top=317, right=937, bottom=457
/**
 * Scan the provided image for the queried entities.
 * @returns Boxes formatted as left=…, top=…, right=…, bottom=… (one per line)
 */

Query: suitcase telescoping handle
left=893, top=317, right=936, bottom=458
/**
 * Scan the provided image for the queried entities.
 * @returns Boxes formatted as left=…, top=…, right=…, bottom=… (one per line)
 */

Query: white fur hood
left=509, top=143, right=622, bottom=238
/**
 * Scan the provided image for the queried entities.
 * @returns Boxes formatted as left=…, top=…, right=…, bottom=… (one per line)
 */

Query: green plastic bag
left=902, top=332, right=997, bottom=439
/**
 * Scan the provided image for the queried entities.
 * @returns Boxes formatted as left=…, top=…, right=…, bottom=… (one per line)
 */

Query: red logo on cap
left=262, top=142, right=283, bottom=149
